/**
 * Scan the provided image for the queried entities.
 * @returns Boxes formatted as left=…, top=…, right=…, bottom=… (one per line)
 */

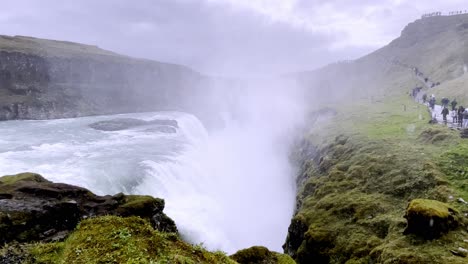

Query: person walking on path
left=452, top=108, right=458, bottom=124
left=429, top=97, right=436, bottom=110
left=458, top=106, right=465, bottom=127
left=422, top=94, right=427, bottom=104
left=451, top=99, right=458, bottom=111
left=464, top=110, right=468, bottom=128
left=441, top=98, right=450, bottom=108
left=442, top=107, right=449, bottom=124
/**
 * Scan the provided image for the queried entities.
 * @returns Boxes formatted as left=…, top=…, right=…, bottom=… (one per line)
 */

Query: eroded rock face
left=0, top=173, right=177, bottom=244
left=403, top=199, right=463, bottom=239
left=0, top=37, right=205, bottom=121
left=282, top=215, right=308, bottom=258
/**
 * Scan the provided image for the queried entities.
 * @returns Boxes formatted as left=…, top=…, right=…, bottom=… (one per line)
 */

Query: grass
left=433, top=74, right=468, bottom=107
left=289, top=95, right=468, bottom=264
left=29, top=216, right=237, bottom=264
left=0, top=35, right=122, bottom=59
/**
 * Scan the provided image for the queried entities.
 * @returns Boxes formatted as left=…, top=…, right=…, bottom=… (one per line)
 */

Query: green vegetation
left=439, top=143, right=468, bottom=199
left=230, top=246, right=295, bottom=264
left=0, top=35, right=122, bottom=58
left=407, top=199, right=457, bottom=219
left=433, top=75, right=468, bottom=106
left=0, top=172, right=49, bottom=185
left=290, top=95, right=468, bottom=263
left=404, top=199, right=463, bottom=239
left=30, top=216, right=236, bottom=264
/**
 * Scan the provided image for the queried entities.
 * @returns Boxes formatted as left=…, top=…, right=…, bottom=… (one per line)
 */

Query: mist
left=0, top=0, right=389, bottom=255
left=124, top=75, right=307, bottom=252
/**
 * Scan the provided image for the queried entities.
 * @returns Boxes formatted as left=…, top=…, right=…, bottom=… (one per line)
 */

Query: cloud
left=0, top=0, right=465, bottom=76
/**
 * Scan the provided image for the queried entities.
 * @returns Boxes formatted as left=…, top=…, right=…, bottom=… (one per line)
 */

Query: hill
left=286, top=14, right=468, bottom=264
left=296, top=13, right=468, bottom=106
left=0, top=35, right=211, bottom=121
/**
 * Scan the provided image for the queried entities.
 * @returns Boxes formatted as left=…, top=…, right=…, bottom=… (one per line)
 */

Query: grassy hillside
left=297, top=14, right=468, bottom=107
left=0, top=35, right=123, bottom=59
left=433, top=74, right=468, bottom=106
left=288, top=95, right=468, bottom=263
left=288, top=14, right=468, bottom=263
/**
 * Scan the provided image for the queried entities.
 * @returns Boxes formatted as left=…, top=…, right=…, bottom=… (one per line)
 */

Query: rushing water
left=0, top=111, right=296, bottom=253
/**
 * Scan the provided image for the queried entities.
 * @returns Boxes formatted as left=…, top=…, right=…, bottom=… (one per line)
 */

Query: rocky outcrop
left=0, top=35, right=207, bottom=121
left=0, top=173, right=177, bottom=244
left=88, top=118, right=178, bottom=132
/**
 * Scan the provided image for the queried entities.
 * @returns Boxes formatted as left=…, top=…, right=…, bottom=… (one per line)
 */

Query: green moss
left=407, top=199, right=456, bottom=218
left=274, top=253, right=296, bottom=264
left=0, top=172, right=49, bottom=185
left=289, top=96, right=468, bottom=263
left=231, top=246, right=295, bottom=264
left=30, top=216, right=236, bottom=264
left=403, top=199, right=463, bottom=239
left=30, top=243, right=64, bottom=264
left=115, top=195, right=164, bottom=215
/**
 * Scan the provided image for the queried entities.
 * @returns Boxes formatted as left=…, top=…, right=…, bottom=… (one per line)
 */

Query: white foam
left=0, top=110, right=297, bottom=254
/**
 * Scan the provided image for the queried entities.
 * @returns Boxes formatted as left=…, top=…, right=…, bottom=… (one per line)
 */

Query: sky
left=0, top=0, right=466, bottom=76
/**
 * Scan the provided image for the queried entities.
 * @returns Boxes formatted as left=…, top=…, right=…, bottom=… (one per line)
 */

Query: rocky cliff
left=0, top=35, right=208, bottom=121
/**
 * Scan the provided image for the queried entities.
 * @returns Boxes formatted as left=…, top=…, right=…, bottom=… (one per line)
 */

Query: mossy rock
left=0, top=172, right=177, bottom=244
left=0, top=172, right=50, bottom=185
left=30, top=215, right=236, bottom=264
left=295, top=226, right=336, bottom=264
left=231, top=246, right=295, bottom=264
left=404, top=199, right=462, bottom=239
left=114, top=195, right=177, bottom=233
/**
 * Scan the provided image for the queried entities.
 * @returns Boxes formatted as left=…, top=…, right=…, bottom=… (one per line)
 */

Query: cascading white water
left=0, top=104, right=299, bottom=253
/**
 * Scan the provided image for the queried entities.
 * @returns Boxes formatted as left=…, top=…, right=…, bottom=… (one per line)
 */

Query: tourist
left=452, top=108, right=458, bottom=124
left=458, top=106, right=465, bottom=127
left=429, top=97, right=436, bottom=110
left=441, top=98, right=449, bottom=108
left=464, top=110, right=468, bottom=128
left=451, top=99, right=458, bottom=111
left=422, top=94, right=427, bottom=103
left=441, top=107, right=449, bottom=124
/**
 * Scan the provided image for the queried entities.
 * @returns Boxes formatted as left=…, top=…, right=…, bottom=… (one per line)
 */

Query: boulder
left=88, top=118, right=178, bottom=132
left=0, top=173, right=177, bottom=244
left=403, top=199, right=463, bottom=239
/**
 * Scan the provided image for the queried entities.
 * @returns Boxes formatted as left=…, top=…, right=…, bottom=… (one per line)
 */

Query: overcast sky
left=0, top=0, right=466, bottom=76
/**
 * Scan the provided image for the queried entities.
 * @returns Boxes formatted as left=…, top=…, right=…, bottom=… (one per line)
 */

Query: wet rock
left=403, top=199, right=463, bottom=239
left=283, top=215, right=309, bottom=258
left=88, top=118, right=178, bottom=131
left=0, top=172, right=177, bottom=244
